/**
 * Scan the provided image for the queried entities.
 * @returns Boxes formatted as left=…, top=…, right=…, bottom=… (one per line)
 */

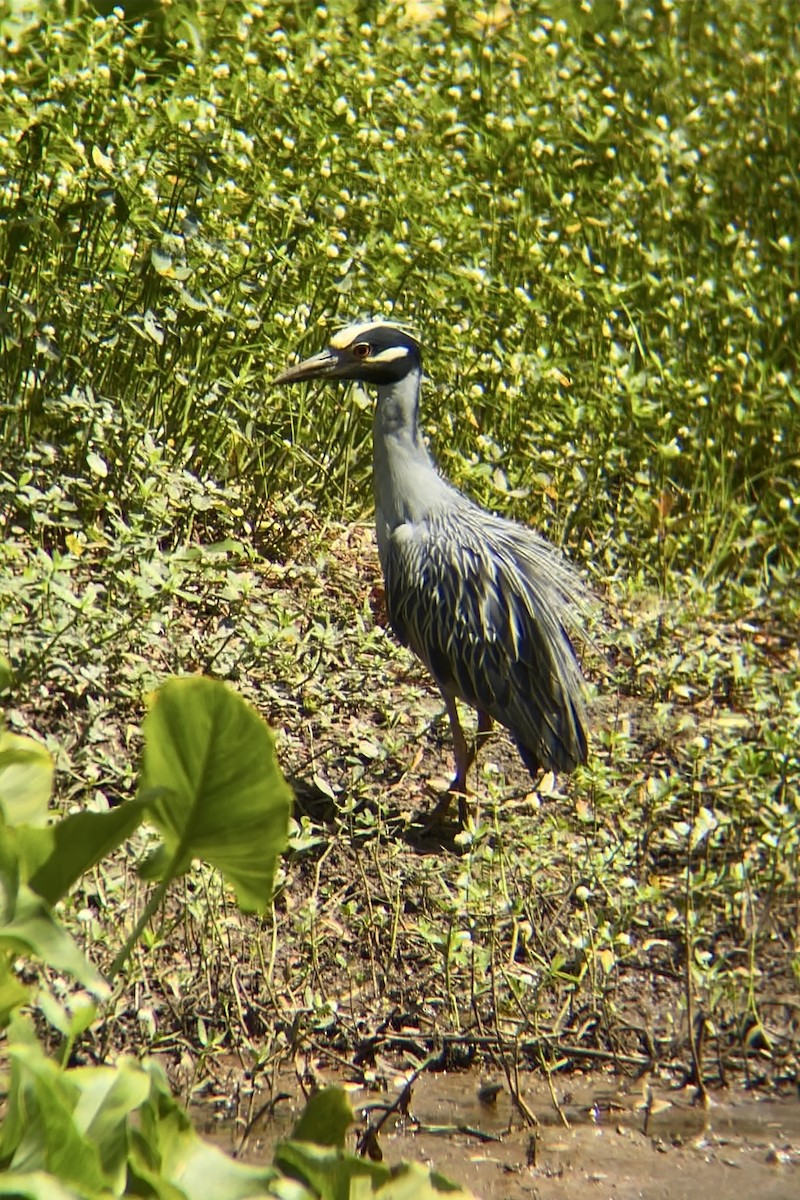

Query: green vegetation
left=1, top=680, right=469, bottom=1196
left=0, top=0, right=798, bottom=1194
left=2, top=0, right=797, bottom=581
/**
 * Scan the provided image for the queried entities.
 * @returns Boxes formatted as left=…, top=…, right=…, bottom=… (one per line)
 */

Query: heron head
left=273, top=320, right=422, bottom=387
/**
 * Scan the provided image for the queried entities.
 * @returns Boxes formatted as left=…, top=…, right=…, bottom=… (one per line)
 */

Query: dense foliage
left=1, top=0, right=797, bottom=585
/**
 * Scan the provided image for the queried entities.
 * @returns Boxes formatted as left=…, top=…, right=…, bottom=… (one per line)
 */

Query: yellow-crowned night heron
left=274, top=320, right=589, bottom=823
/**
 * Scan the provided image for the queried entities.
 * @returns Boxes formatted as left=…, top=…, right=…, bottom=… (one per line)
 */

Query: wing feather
left=382, top=503, right=588, bottom=775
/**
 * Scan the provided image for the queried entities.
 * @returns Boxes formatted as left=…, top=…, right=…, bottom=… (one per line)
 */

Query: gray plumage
left=274, top=320, right=589, bottom=822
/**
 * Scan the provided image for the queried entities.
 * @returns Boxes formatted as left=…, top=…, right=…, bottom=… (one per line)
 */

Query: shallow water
left=195, top=1070, right=800, bottom=1199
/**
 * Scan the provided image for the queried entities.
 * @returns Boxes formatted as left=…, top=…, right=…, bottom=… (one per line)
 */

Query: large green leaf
left=371, top=1162, right=477, bottom=1198
left=0, top=811, right=21, bottom=901
left=0, top=731, right=53, bottom=828
left=138, top=677, right=293, bottom=913
left=0, top=874, right=107, bottom=998
left=0, top=1042, right=108, bottom=1192
left=276, top=1089, right=477, bottom=1199
left=274, top=1143, right=478, bottom=1200
left=71, top=1060, right=153, bottom=1191
left=0, top=1173, right=87, bottom=1200
left=1, top=1044, right=279, bottom=1200
left=129, top=1058, right=279, bottom=1200
left=18, top=798, right=151, bottom=906
left=273, top=1142, right=387, bottom=1200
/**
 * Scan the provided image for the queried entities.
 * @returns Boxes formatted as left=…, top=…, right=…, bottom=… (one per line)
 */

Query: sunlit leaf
left=150, top=246, right=172, bottom=274
left=373, top=1161, right=479, bottom=1197
left=0, top=1041, right=108, bottom=1191
left=86, top=451, right=107, bottom=479
left=291, top=1087, right=354, bottom=1148
left=91, top=144, right=114, bottom=172
left=18, top=798, right=151, bottom=906
left=143, top=310, right=164, bottom=345
left=274, top=1141, right=387, bottom=1200
left=0, top=1172, right=87, bottom=1199
left=0, top=1044, right=280, bottom=1200
left=139, top=677, right=292, bottom=913
left=0, top=876, right=108, bottom=997
left=0, top=732, right=53, bottom=828
left=132, top=1058, right=279, bottom=1200
left=275, top=1141, right=478, bottom=1200
left=36, top=993, right=96, bottom=1042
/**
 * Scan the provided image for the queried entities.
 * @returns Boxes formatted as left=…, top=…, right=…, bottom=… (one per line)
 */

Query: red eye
left=352, top=342, right=371, bottom=359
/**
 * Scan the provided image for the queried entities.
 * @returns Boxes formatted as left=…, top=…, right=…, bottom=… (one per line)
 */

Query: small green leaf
left=291, top=1087, right=354, bottom=1148
left=85, top=451, right=107, bottom=478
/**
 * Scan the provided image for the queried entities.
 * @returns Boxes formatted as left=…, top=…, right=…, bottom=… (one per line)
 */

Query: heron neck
left=372, top=368, right=446, bottom=531
left=373, top=368, right=423, bottom=439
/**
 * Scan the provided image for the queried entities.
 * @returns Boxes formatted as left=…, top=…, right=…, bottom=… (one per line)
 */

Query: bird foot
left=453, top=786, right=469, bottom=828
left=419, top=777, right=469, bottom=831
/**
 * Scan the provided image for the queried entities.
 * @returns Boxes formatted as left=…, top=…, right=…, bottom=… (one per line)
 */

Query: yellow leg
left=430, top=699, right=495, bottom=827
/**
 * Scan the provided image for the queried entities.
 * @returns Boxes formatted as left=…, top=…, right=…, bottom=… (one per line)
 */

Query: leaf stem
left=107, top=869, right=173, bottom=983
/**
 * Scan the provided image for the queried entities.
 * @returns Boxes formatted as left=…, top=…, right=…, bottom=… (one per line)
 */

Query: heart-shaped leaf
left=138, top=677, right=292, bottom=913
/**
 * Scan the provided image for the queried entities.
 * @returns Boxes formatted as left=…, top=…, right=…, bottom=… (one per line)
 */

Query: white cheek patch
left=371, top=346, right=411, bottom=365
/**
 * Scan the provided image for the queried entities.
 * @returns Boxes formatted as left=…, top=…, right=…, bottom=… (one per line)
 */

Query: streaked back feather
left=382, top=495, right=589, bottom=774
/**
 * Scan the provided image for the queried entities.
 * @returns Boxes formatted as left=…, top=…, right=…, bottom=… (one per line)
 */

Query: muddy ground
left=195, top=1067, right=800, bottom=1199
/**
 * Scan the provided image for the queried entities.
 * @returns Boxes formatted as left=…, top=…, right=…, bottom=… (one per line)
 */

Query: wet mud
left=195, top=1070, right=800, bottom=1199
